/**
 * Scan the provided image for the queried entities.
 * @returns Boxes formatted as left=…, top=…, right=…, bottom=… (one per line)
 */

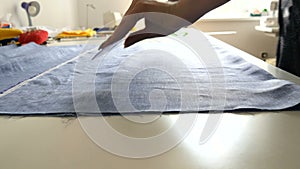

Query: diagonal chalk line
left=0, top=47, right=98, bottom=98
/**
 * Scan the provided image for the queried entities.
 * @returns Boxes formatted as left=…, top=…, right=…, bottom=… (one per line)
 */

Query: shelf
left=255, top=26, right=279, bottom=37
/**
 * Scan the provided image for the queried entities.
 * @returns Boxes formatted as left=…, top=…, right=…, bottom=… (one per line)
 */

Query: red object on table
left=19, top=30, right=48, bottom=45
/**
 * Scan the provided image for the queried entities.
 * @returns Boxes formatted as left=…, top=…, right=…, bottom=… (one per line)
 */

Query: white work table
left=1, top=36, right=300, bottom=169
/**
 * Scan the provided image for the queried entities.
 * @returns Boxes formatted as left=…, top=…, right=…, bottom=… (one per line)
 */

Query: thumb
left=124, top=29, right=165, bottom=48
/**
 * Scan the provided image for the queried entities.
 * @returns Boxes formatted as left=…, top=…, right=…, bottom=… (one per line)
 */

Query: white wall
left=0, top=0, right=25, bottom=27
left=0, top=0, right=79, bottom=28
left=1, top=0, right=276, bottom=28
left=77, top=0, right=131, bottom=28
left=204, top=0, right=274, bottom=18
left=76, top=0, right=276, bottom=28
left=1, top=0, right=131, bottom=28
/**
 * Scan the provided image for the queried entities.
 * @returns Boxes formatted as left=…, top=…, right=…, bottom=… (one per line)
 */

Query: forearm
left=125, top=0, right=230, bottom=23
left=99, top=0, right=230, bottom=49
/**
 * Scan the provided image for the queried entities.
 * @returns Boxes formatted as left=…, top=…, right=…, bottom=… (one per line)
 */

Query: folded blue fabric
left=0, top=37, right=300, bottom=116
left=0, top=43, right=83, bottom=94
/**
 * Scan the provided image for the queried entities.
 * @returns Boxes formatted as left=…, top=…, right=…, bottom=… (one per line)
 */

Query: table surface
left=1, top=37, right=300, bottom=169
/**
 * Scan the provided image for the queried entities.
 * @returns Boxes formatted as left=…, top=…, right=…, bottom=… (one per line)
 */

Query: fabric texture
left=0, top=35, right=300, bottom=116
left=19, top=30, right=48, bottom=45
left=56, top=29, right=96, bottom=39
left=0, top=38, right=19, bottom=46
left=0, top=43, right=83, bottom=94
left=0, top=28, right=23, bottom=41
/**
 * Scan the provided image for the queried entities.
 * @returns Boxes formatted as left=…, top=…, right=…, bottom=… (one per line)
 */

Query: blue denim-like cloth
left=0, top=36, right=299, bottom=116
left=0, top=43, right=83, bottom=94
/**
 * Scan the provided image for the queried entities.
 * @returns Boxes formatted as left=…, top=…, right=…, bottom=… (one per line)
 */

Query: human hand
left=98, top=0, right=230, bottom=50
left=99, top=0, right=188, bottom=50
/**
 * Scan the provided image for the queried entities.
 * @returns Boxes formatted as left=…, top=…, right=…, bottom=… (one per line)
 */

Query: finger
left=124, top=30, right=165, bottom=48
left=98, top=0, right=149, bottom=50
left=98, top=15, right=142, bottom=50
left=98, top=39, right=110, bottom=50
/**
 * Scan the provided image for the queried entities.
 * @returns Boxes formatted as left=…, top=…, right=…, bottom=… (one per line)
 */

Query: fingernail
left=92, top=48, right=103, bottom=60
